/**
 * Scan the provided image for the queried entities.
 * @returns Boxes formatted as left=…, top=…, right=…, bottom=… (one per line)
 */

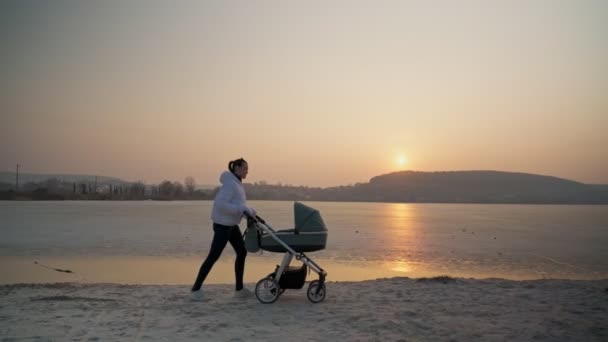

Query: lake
left=1, top=201, right=607, bottom=284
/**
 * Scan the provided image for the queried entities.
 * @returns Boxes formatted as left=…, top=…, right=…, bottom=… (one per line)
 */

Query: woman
left=191, top=158, right=255, bottom=300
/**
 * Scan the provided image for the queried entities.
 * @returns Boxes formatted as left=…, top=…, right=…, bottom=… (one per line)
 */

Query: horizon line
left=2, top=168, right=606, bottom=188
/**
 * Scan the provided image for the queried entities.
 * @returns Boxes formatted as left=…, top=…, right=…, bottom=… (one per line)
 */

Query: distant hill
left=245, top=170, right=608, bottom=204
left=0, top=171, right=129, bottom=186
left=363, top=170, right=607, bottom=203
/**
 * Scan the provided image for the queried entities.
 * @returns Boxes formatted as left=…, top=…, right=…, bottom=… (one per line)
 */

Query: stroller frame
left=246, top=215, right=327, bottom=304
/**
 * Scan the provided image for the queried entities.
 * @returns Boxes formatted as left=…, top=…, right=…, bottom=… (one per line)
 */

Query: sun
left=397, top=155, right=407, bottom=166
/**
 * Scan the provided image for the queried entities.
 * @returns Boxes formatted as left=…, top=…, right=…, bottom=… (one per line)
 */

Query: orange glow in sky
left=1, top=1, right=607, bottom=187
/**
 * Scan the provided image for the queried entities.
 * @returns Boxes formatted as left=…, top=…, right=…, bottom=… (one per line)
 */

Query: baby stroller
left=244, top=202, right=328, bottom=304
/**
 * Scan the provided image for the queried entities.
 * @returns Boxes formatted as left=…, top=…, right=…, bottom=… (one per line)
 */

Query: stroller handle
left=244, top=212, right=278, bottom=233
left=244, top=211, right=266, bottom=224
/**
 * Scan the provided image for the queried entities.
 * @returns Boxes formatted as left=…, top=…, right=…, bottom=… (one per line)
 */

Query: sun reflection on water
left=389, top=259, right=412, bottom=273
left=380, top=202, right=420, bottom=245
left=378, top=203, right=420, bottom=274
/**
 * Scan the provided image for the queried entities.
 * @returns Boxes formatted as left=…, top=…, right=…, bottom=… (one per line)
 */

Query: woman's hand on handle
left=243, top=206, right=257, bottom=218
left=242, top=207, right=265, bottom=223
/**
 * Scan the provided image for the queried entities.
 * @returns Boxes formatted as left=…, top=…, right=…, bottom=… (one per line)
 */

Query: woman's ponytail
left=228, top=158, right=246, bottom=172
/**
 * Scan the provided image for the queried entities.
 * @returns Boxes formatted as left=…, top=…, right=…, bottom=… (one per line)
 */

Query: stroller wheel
left=255, top=277, right=281, bottom=304
left=307, top=280, right=326, bottom=303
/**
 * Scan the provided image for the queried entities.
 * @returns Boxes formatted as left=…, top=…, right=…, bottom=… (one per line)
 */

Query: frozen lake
left=1, top=201, right=607, bottom=284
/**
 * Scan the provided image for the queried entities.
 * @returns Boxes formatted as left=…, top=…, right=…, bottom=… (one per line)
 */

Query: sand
left=1, top=277, right=607, bottom=341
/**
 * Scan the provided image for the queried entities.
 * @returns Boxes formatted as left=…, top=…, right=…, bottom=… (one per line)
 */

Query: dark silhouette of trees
left=0, top=175, right=216, bottom=201
left=4, top=170, right=605, bottom=203
left=185, top=176, right=196, bottom=194
left=159, top=180, right=174, bottom=198
left=128, top=181, right=146, bottom=199
left=173, top=181, right=184, bottom=197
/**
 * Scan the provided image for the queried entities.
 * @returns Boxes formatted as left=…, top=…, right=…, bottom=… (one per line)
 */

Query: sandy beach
left=1, top=277, right=606, bottom=341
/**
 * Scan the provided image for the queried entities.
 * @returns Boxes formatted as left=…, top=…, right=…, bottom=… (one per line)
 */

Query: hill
left=245, top=170, right=608, bottom=204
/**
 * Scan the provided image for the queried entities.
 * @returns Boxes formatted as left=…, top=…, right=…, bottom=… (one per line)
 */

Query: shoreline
left=3, top=197, right=608, bottom=205
left=3, top=275, right=608, bottom=286
left=1, top=277, right=606, bottom=341
left=3, top=255, right=606, bottom=285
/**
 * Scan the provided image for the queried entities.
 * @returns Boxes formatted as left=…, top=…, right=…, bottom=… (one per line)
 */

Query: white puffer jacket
left=211, top=171, right=247, bottom=226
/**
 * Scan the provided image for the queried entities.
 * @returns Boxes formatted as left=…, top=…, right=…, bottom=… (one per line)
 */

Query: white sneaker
left=234, top=288, right=253, bottom=299
left=190, top=290, right=204, bottom=301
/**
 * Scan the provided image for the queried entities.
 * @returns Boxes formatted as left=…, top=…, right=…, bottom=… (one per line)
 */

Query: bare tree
left=159, top=180, right=174, bottom=197
left=129, top=181, right=146, bottom=199
left=184, top=176, right=196, bottom=194
left=173, top=181, right=184, bottom=197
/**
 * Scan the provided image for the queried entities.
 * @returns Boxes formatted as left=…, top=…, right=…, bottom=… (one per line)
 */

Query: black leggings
left=192, top=223, right=247, bottom=291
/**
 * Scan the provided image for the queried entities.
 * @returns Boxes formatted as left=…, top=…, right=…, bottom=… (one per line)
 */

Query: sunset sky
left=2, top=0, right=607, bottom=187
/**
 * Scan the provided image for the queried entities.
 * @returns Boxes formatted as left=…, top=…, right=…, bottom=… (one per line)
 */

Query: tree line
left=0, top=176, right=215, bottom=201
left=3, top=170, right=606, bottom=203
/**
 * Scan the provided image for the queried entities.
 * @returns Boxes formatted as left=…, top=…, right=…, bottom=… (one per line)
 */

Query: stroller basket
left=270, top=264, right=307, bottom=289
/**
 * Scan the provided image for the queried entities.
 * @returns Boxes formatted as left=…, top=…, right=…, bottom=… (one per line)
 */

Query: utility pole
left=15, top=164, right=19, bottom=191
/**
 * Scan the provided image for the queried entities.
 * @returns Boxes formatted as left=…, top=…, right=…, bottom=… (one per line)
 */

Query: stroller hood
left=294, top=202, right=327, bottom=233
left=246, top=202, right=328, bottom=253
